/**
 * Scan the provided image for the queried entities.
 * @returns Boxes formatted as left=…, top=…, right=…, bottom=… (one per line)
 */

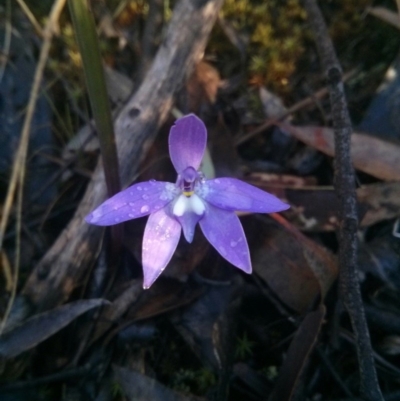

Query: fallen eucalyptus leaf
left=280, top=123, right=400, bottom=181
left=0, top=299, right=108, bottom=359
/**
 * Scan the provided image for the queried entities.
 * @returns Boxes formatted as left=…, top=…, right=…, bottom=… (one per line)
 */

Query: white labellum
left=173, top=194, right=205, bottom=217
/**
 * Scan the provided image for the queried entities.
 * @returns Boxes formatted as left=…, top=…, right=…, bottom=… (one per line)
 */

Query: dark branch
left=301, top=1, right=383, bottom=400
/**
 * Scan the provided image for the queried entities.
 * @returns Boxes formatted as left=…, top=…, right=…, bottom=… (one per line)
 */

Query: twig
left=235, top=70, right=356, bottom=146
left=301, top=1, right=383, bottom=400
left=15, top=0, right=44, bottom=37
left=0, top=0, right=12, bottom=84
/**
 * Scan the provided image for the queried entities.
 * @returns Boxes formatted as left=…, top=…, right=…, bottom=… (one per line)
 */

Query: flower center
left=173, top=166, right=205, bottom=217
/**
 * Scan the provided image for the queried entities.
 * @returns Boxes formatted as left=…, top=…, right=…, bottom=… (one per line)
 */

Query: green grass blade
left=68, top=0, right=120, bottom=197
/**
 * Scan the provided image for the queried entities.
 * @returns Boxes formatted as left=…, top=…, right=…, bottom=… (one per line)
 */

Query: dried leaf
left=127, top=278, right=204, bottom=322
left=280, top=123, right=400, bottom=181
left=367, top=7, right=400, bottom=30
left=269, top=305, right=325, bottom=401
left=259, top=87, right=288, bottom=119
left=0, top=299, right=108, bottom=359
left=171, top=282, right=238, bottom=369
left=357, top=182, right=400, bottom=227
left=91, top=281, right=143, bottom=343
left=253, top=221, right=337, bottom=312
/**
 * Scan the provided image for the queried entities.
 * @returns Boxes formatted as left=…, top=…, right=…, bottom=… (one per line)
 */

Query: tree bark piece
left=22, top=0, right=224, bottom=311
left=301, top=1, right=383, bottom=400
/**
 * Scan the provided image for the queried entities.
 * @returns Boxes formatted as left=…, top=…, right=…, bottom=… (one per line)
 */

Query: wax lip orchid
left=85, top=114, right=290, bottom=288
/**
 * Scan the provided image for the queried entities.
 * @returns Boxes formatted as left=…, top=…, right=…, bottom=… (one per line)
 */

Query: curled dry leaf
left=186, top=61, right=221, bottom=111
left=280, top=123, right=400, bottom=181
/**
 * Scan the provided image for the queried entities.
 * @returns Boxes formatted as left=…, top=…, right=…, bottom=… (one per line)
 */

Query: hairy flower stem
left=302, top=0, right=383, bottom=400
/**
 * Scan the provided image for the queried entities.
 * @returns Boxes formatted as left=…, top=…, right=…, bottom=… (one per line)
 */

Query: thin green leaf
left=68, top=0, right=120, bottom=197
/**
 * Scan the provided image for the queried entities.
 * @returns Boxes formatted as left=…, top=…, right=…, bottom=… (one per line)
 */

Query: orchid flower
left=85, top=114, right=290, bottom=288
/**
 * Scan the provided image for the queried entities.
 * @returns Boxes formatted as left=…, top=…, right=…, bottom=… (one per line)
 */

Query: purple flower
left=85, top=114, right=289, bottom=288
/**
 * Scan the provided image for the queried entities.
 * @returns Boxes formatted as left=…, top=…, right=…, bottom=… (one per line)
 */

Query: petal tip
left=267, top=201, right=290, bottom=213
left=242, top=264, right=252, bottom=274
left=85, top=211, right=100, bottom=225
left=278, top=202, right=291, bottom=211
left=142, top=271, right=161, bottom=289
left=234, top=256, right=252, bottom=275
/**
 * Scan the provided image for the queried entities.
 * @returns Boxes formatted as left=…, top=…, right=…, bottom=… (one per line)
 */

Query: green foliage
left=216, top=0, right=307, bottom=92
left=209, top=0, right=399, bottom=98
left=171, top=367, right=216, bottom=395
left=261, top=365, right=278, bottom=380
left=111, top=381, right=124, bottom=398
left=235, top=331, right=255, bottom=360
left=69, top=0, right=121, bottom=197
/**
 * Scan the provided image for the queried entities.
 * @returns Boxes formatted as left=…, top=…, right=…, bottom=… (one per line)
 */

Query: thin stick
left=301, top=1, right=383, bottom=400
left=15, top=0, right=44, bottom=37
left=0, top=0, right=13, bottom=287
left=0, top=0, right=12, bottom=84
left=0, top=164, right=24, bottom=335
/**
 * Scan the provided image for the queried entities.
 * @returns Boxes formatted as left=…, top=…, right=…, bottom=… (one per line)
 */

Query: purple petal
left=199, top=205, right=251, bottom=273
left=175, top=212, right=202, bottom=243
left=169, top=114, right=207, bottom=173
left=198, top=178, right=289, bottom=213
left=85, top=181, right=178, bottom=226
left=142, top=208, right=181, bottom=289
